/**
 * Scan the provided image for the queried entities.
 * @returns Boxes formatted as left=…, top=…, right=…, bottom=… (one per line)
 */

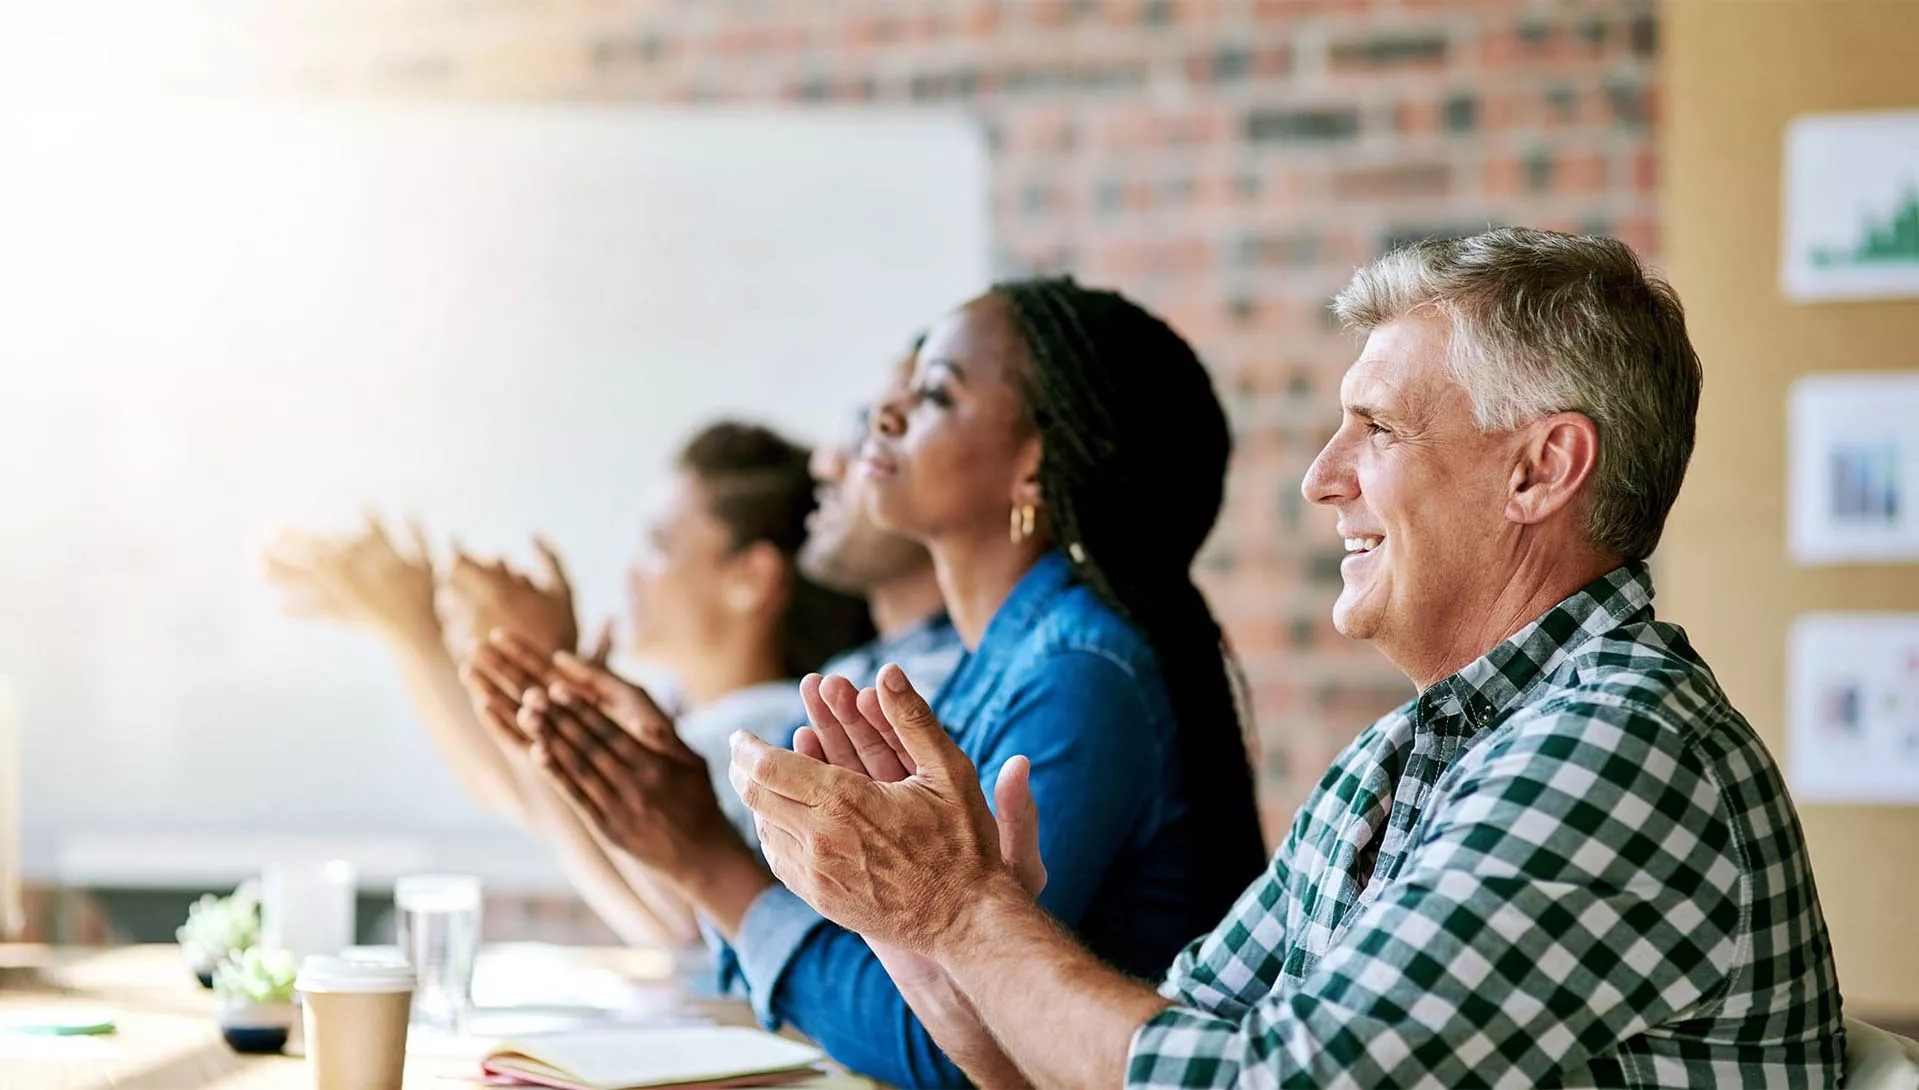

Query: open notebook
left=481, top=1026, right=826, bottom=1090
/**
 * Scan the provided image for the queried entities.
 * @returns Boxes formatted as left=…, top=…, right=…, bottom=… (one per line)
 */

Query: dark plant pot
left=217, top=1001, right=297, bottom=1056
left=219, top=1024, right=289, bottom=1054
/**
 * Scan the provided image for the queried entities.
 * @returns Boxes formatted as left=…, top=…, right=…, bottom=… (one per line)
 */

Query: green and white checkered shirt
left=1129, top=563, right=1845, bottom=1088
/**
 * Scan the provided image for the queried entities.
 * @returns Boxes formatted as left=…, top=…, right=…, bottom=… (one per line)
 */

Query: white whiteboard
left=0, top=100, right=990, bottom=888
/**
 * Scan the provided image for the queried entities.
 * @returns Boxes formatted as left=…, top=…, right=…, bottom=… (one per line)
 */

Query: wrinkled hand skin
left=730, top=663, right=1030, bottom=959
left=787, top=670, right=1047, bottom=1002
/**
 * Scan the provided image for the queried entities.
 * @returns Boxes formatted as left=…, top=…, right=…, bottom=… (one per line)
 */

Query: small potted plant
left=213, top=946, right=300, bottom=1054
left=176, top=880, right=260, bottom=988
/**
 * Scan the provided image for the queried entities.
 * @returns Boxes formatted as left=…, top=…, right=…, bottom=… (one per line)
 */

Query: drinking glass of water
left=393, top=874, right=481, bottom=1033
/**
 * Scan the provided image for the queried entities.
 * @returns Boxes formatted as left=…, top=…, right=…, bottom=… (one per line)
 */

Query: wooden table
left=0, top=945, right=868, bottom=1090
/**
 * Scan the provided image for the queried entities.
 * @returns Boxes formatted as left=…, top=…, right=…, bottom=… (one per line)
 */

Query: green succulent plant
left=176, top=880, right=261, bottom=965
left=213, top=946, right=298, bottom=1005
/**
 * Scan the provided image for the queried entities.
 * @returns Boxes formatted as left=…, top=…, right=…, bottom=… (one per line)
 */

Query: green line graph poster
left=1782, top=111, right=1919, bottom=302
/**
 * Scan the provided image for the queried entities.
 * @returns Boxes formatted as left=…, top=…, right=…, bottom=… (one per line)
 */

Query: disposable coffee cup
left=296, top=954, right=414, bottom=1090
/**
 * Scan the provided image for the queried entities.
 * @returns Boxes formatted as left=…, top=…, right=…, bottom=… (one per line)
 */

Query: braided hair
left=992, top=278, right=1266, bottom=919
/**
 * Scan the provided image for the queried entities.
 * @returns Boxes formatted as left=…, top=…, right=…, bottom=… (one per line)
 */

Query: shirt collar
left=680, top=679, right=801, bottom=720
left=874, top=609, right=954, bottom=653
left=1433, top=561, right=1657, bottom=732
left=962, top=549, right=1073, bottom=661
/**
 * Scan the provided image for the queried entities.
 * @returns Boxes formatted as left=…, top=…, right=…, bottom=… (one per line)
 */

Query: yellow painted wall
left=1662, top=0, right=1919, bottom=1016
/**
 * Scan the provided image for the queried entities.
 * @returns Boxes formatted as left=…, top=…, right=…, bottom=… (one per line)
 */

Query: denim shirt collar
left=935, top=549, right=1074, bottom=719
left=973, top=550, right=1074, bottom=653
left=876, top=609, right=954, bottom=657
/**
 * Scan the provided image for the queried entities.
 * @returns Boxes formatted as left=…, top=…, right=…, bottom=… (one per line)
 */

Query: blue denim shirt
left=800, top=609, right=964, bottom=712
left=721, top=551, right=1211, bottom=1088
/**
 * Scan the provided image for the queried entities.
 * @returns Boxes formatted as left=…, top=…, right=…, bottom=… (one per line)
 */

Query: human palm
left=439, top=537, right=599, bottom=661
left=791, top=672, right=1045, bottom=984
left=260, top=514, right=438, bottom=642
left=462, top=632, right=741, bottom=875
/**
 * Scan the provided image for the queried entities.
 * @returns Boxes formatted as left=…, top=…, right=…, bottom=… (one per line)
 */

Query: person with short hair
left=732, top=228, right=1848, bottom=1088
left=790, top=338, right=962, bottom=706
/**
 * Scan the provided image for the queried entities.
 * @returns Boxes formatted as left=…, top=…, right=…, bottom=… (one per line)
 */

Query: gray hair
left=1331, top=227, right=1702, bottom=561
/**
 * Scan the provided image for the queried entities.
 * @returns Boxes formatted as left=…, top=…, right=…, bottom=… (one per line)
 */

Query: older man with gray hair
left=729, top=227, right=1846, bottom=1088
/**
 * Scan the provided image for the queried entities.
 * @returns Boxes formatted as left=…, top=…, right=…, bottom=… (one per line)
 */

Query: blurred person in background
left=260, top=420, right=873, bottom=946
left=494, top=279, right=1268, bottom=1087
left=787, top=337, right=962, bottom=713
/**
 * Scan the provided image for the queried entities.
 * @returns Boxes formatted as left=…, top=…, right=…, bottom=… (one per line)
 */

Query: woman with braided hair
left=733, top=279, right=1263, bottom=1086
left=514, top=278, right=1265, bottom=1088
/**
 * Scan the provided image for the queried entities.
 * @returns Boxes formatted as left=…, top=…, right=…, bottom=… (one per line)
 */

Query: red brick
left=1558, top=150, right=1607, bottom=194
left=1629, top=147, right=1658, bottom=192
left=1254, top=0, right=1370, bottom=17
left=1478, top=24, right=1520, bottom=65
left=1031, top=0, right=1073, bottom=30
left=1483, top=153, right=1524, bottom=197
left=1395, top=97, right=1439, bottom=136
left=960, top=3, right=1000, bottom=40
left=1480, top=87, right=1525, bottom=130
left=1615, top=216, right=1660, bottom=257
left=1232, top=616, right=1293, bottom=657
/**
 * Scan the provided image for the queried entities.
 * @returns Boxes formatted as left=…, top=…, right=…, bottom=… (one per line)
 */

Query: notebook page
left=492, top=1026, right=823, bottom=1089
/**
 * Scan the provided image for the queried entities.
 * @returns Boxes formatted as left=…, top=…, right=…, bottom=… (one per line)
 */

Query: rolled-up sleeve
left=727, top=885, right=829, bottom=1026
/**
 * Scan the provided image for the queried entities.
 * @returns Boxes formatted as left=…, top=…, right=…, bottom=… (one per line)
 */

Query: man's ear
left=1505, top=411, right=1600, bottom=527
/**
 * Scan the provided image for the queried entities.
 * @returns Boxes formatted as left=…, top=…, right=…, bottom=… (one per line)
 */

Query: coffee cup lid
left=296, top=954, right=415, bottom=994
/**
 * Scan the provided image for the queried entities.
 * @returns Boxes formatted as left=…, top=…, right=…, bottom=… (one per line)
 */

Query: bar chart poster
left=1788, top=372, right=1919, bottom=564
left=1782, top=111, right=1919, bottom=302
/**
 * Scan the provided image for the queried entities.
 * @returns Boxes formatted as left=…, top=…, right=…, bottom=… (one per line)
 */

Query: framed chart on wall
left=1781, top=111, right=1919, bottom=303
left=1788, top=614, right=1919, bottom=805
left=1788, top=372, right=1919, bottom=565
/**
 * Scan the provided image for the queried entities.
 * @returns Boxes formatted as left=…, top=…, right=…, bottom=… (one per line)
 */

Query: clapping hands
left=260, top=514, right=439, bottom=644
left=261, top=517, right=611, bottom=667
left=440, top=536, right=612, bottom=665
left=459, top=632, right=744, bottom=879
left=729, top=664, right=1043, bottom=959
left=792, top=672, right=1046, bottom=899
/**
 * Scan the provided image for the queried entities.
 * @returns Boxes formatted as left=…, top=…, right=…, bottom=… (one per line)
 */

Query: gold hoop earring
left=1010, top=504, right=1037, bottom=544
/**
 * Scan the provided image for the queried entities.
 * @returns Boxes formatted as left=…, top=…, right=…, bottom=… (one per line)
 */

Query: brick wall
left=174, top=0, right=1659, bottom=841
